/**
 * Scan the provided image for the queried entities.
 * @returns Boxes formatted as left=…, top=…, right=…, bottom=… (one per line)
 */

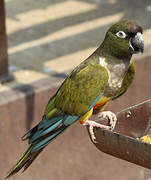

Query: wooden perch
left=87, top=99, right=151, bottom=169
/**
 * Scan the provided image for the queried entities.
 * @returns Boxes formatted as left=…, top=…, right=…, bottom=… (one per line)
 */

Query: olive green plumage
left=44, top=62, right=109, bottom=117
left=6, top=20, right=144, bottom=179
left=55, top=62, right=109, bottom=116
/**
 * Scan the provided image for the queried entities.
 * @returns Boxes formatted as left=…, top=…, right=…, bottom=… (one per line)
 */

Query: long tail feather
left=22, top=148, right=44, bottom=172
left=6, top=112, right=79, bottom=178
left=5, top=145, right=42, bottom=179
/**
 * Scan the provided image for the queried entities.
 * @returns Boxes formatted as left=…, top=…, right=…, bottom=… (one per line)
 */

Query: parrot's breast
left=99, top=57, right=131, bottom=97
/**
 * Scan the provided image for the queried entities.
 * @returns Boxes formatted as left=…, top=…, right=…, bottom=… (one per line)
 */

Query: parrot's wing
left=53, top=62, right=109, bottom=116
left=6, top=62, right=109, bottom=178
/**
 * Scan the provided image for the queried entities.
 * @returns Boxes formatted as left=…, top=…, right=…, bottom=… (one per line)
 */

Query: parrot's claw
left=98, top=111, right=117, bottom=130
left=83, top=120, right=110, bottom=143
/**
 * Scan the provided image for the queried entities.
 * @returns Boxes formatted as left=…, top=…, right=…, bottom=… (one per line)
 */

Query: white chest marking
left=99, top=57, right=123, bottom=89
left=99, top=57, right=111, bottom=84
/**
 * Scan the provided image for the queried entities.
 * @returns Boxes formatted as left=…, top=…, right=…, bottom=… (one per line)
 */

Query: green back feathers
left=44, top=96, right=63, bottom=119
left=55, top=62, right=109, bottom=116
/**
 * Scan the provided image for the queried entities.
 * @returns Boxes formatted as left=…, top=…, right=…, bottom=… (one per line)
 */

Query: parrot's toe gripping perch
left=83, top=120, right=110, bottom=143
left=98, top=111, right=117, bottom=131
left=83, top=111, right=117, bottom=143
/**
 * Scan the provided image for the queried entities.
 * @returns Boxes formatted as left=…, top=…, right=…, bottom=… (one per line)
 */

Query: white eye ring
left=116, top=31, right=127, bottom=39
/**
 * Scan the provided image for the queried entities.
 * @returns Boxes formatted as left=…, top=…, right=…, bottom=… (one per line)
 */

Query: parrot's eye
left=116, top=31, right=127, bottom=39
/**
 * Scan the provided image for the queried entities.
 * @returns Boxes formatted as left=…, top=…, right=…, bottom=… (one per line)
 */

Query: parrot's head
left=102, top=20, right=144, bottom=59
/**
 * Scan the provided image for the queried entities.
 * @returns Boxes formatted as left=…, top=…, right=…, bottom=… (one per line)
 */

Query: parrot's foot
left=98, top=111, right=117, bottom=131
left=83, top=120, right=110, bottom=143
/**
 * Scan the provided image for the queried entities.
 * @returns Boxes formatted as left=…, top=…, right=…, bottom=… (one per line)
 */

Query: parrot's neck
left=97, top=45, right=132, bottom=61
left=95, top=40, right=133, bottom=73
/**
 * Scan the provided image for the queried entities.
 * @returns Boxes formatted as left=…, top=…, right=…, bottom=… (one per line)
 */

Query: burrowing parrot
left=6, top=20, right=144, bottom=178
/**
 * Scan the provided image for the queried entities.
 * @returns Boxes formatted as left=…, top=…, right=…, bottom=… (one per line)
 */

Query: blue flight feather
left=30, top=119, right=63, bottom=143
left=38, top=116, right=62, bottom=130
left=32, top=127, right=67, bottom=152
left=63, top=115, right=79, bottom=126
left=30, top=114, right=79, bottom=151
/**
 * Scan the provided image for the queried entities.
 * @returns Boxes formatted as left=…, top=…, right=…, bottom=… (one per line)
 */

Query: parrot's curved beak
left=130, top=32, right=144, bottom=54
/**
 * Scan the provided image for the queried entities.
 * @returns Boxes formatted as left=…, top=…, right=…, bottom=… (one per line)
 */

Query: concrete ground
left=1, top=0, right=151, bottom=180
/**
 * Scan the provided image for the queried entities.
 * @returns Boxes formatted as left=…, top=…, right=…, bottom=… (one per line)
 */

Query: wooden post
left=0, top=0, right=13, bottom=83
